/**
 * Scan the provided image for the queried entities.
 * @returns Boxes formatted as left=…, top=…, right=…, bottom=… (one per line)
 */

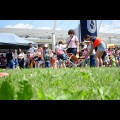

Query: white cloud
left=37, top=27, right=51, bottom=30
left=4, top=23, right=33, bottom=29
left=37, top=27, right=62, bottom=30
left=99, top=20, right=120, bottom=34
left=56, top=28, right=62, bottom=30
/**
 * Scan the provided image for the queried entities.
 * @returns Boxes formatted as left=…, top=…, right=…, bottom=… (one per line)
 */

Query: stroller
left=65, top=52, right=86, bottom=68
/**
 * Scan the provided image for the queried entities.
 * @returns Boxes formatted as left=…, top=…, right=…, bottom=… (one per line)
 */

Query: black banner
left=80, top=20, right=97, bottom=42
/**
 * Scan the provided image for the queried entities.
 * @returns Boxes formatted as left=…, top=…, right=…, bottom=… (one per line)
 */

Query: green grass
left=0, top=67, right=120, bottom=100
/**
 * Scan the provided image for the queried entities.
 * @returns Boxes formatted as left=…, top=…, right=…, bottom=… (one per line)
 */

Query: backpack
left=56, top=48, right=64, bottom=55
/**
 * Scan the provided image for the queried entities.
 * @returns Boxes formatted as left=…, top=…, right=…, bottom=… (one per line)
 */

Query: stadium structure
left=0, top=28, right=120, bottom=48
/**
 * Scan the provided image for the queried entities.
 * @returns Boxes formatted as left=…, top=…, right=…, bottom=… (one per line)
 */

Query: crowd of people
left=80, top=35, right=120, bottom=67
left=0, top=29, right=120, bottom=69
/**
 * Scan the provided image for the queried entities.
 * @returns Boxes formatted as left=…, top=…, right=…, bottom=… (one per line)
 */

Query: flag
left=80, top=20, right=97, bottom=42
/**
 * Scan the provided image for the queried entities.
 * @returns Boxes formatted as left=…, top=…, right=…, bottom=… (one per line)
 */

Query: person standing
left=66, top=29, right=79, bottom=56
left=28, top=43, right=35, bottom=68
left=17, top=48, right=25, bottom=68
left=43, top=44, right=51, bottom=68
left=55, top=41, right=66, bottom=68
left=84, top=41, right=96, bottom=67
left=84, top=35, right=106, bottom=67
left=6, top=49, right=15, bottom=69
left=37, top=44, right=44, bottom=68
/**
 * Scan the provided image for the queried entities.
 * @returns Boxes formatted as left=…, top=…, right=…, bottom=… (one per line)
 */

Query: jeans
left=18, top=58, right=24, bottom=68
left=8, top=60, right=15, bottom=69
left=45, top=61, right=50, bottom=68
left=90, top=55, right=96, bottom=67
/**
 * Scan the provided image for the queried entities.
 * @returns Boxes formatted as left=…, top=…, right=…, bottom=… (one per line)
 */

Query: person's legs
left=98, top=52, right=104, bottom=67
left=61, top=54, right=66, bottom=68
left=93, top=55, right=96, bottom=67
left=47, top=61, right=50, bottom=68
left=7, top=61, right=11, bottom=69
left=45, top=61, right=50, bottom=68
left=96, top=42, right=106, bottom=67
left=95, top=51, right=104, bottom=67
left=45, top=62, right=47, bottom=68
left=21, top=59, right=25, bottom=68
left=19, top=59, right=24, bottom=68
left=11, top=60, right=15, bottom=69
left=90, top=55, right=96, bottom=67
left=90, top=55, right=93, bottom=67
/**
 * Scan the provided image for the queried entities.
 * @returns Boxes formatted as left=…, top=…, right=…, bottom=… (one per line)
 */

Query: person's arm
left=88, top=42, right=94, bottom=55
left=41, top=48, right=44, bottom=58
left=22, top=52, right=25, bottom=58
left=66, top=38, right=69, bottom=48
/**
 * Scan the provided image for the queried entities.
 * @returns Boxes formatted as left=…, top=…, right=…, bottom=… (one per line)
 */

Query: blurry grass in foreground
left=0, top=67, right=120, bottom=100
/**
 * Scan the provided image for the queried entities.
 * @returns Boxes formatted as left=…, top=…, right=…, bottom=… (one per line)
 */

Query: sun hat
left=44, top=44, right=49, bottom=47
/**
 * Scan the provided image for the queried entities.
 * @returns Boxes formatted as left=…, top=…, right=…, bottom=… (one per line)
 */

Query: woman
left=34, top=48, right=39, bottom=68
left=38, top=44, right=44, bottom=68
left=66, top=29, right=79, bottom=56
left=17, top=48, right=25, bottom=68
left=84, top=35, right=106, bottom=67
left=55, top=41, right=66, bottom=68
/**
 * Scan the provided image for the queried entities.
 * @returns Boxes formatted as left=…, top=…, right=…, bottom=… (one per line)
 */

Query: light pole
left=109, top=36, right=111, bottom=44
left=52, top=20, right=56, bottom=52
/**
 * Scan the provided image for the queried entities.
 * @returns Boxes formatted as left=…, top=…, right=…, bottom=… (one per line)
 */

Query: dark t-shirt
left=6, top=52, right=13, bottom=62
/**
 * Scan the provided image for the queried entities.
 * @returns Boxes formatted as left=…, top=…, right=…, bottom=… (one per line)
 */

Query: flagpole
left=79, top=20, right=81, bottom=43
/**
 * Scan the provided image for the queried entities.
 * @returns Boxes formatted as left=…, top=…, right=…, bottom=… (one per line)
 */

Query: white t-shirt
left=18, top=52, right=24, bottom=59
left=87, top=44, right=96, bottom=55
left=29, top=47, right=34, bottom=54
left=55, top=44, right=66, bottom=51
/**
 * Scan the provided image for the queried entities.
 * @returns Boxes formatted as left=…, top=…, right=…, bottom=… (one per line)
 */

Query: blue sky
left=0, top=20, right=120, bottom=34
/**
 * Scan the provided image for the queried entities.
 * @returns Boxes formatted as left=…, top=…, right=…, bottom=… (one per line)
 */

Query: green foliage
left=17, top=80, right=33, bottom=100
left=0, top=79, right=14, bottom=100
left=0, top=67, right=120, bottom=100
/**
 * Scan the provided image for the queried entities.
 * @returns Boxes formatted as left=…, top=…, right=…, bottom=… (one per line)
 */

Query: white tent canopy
left=0, top=33, right=37, bottom=49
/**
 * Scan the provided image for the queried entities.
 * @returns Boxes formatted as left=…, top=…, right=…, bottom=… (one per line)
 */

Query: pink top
left=38, top=48, right=43, bottom=57
left=107, top=50, right=112, bottom=56
left=66, top=36, right=79, bottom=48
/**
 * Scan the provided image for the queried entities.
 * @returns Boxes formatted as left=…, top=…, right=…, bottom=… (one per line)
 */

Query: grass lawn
left=0, top=67, right=120, bottom=100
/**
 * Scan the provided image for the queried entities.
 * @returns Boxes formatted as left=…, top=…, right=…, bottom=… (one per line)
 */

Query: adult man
left=6, top=49, right=15, bottom=69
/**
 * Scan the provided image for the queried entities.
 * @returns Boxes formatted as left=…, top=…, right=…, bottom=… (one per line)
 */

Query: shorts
left=97, top=42, right=106, bottom=51
left=57, top=54, right=66, bottom=60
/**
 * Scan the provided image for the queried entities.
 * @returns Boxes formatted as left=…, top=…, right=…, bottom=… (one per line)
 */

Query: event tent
left=0, top=33, right=37, bottom=49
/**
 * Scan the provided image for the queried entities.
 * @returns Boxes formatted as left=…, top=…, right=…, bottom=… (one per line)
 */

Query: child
left=38, top=44, right=44, bottom=68
left=43, top=44, right=51, bottom=68
left=50, top=52, right=58, bottom=68
left=34, top=48, right=39, bottom=68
